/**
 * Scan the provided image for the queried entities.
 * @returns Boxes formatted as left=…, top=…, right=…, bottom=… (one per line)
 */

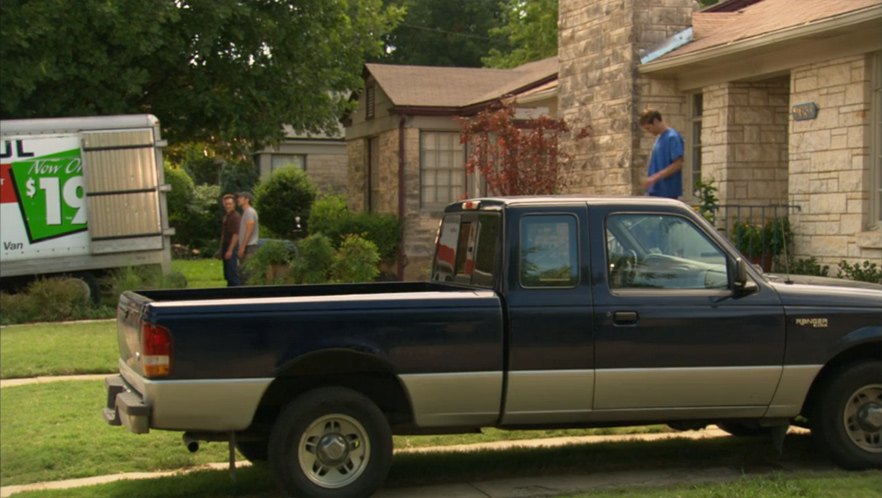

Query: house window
left=271, top=154, right=306, bottom=172
left=368, top=136, right=381, bottom=213
left=366, top=84, right=376, bottom=120
left=872, top=52, right=882, bottom=228
left=687, top=92, right=703, bottom=197
left=420, top=131, right=465, bottom=208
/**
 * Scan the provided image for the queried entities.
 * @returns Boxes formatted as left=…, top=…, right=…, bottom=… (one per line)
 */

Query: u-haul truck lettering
left=1, top=135, right=89, bottom=262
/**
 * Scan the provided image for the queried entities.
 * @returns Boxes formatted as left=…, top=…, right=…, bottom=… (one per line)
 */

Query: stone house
left=348, top=0, right=881, bottom=280
left=255, top=124, right=348, bottom=194
left=345, top=58, right=558, bottom=279
left=559, top=0, right=882, bottom=268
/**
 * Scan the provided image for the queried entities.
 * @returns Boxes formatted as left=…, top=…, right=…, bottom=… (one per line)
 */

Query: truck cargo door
left=80, top=129, right=164, bottom=254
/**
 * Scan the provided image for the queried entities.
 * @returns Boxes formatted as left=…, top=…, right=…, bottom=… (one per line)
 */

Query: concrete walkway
left=0, top=427, right=815, bottom=497
left=0, top=374, right=108, bottom=389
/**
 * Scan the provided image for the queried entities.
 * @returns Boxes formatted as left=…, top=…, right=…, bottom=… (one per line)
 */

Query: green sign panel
left=10, top=148, right=87, bottom=242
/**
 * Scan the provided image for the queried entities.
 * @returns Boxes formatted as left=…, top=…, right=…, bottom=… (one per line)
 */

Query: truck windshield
left=432, top=212, right=501, bottom=288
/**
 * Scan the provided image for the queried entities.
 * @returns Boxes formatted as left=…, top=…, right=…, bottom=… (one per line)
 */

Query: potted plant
left=762, top=216, right=792, bottom=271
left=731, top=220, right=766, bottom=269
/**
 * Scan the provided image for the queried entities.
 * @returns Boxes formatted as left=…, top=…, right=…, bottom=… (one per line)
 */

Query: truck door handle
left=612, top=311, right=638, bottom=325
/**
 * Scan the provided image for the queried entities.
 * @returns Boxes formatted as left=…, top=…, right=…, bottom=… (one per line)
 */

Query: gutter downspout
left=397, top=115, right=406, bottom=280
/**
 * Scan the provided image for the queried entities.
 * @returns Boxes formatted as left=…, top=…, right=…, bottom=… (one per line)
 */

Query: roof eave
left=639, top=5, right=882, bottom=74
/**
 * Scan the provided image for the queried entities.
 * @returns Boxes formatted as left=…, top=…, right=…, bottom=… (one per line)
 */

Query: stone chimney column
left=558, top=0, right=695, bottom=195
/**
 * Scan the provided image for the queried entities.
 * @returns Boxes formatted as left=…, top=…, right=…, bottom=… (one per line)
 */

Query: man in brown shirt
left=220, top=193, right=241, bottom=286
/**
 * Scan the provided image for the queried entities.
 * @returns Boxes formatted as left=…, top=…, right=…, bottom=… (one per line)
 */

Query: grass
left=0, top=321, right=117, bottom=379
left=0, top=381, right=231, bottom=486
left=171, top=258, right=225, bottom=289
left=7, top=439, right=878, bottom=497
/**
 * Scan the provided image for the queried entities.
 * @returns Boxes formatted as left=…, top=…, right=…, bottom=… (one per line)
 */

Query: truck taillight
left=141, top=322, right=172, bottom=378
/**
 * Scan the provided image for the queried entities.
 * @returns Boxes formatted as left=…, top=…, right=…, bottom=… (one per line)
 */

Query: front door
left=590, top=208, right=785, bottom=420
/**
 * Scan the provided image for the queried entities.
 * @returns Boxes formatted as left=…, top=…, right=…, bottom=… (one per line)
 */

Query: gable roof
left=364, top=57, right=558, bottom=110
left=657, top=0, right=881, bottom=62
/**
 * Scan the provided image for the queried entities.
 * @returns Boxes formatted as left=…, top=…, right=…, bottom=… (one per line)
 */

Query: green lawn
left=0, top=381, right=231, bottom=486
left=0, top=321, right=117, bottom=379
left=171, top=258, right=225, bottom=289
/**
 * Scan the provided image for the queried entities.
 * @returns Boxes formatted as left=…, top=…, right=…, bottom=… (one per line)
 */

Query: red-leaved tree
left=459, top=100, right=590, bottom=196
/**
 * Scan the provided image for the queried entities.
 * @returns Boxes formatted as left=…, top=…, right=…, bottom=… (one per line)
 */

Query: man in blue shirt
left=640, top=109, right=684, bottom=199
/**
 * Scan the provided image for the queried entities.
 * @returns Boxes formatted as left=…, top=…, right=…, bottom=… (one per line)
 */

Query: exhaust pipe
left=183, top=433, right=200, bottom=453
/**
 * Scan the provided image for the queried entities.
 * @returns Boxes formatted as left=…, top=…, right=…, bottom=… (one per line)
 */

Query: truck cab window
left=432, top=213, right=500, bottom=288
left=520, top=215, right=579, bottom=288
left=606, top=214, right=727, bottom=290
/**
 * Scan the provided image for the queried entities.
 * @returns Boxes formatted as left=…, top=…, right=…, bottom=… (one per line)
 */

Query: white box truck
left=0, top=114, right=173, bottom=298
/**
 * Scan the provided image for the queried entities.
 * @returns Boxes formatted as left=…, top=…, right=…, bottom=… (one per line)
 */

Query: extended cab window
left=432, top=213, right=500, bottom=288
left=520, top=215, right=579, bottom=288
left=606, top=214, right=727, bottom=290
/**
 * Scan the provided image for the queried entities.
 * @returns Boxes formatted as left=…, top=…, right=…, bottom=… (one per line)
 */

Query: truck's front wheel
left=814, top=360, right=882, bottom=469
left=268, top=387, right=392, bottom=497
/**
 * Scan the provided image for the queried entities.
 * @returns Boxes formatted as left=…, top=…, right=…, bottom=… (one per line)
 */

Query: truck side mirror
left=732, top=257, right=757, bottom=295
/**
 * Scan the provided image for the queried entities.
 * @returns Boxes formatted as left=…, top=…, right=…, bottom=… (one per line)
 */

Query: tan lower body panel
left=501, top=370, right=594, bottom=425
left=399, top=372, right=502, bottom=427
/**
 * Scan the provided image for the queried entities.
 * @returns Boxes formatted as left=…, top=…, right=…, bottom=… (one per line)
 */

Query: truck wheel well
left=801, top=341, right=882, bottom=418
left=247, top=350, right=413, bottom=436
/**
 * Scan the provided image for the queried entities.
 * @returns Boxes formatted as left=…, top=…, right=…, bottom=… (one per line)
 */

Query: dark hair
left=222, top=193, right=236, bottom=202
left=639, top=109, right=662, bottom=125
left=236, top=191, right=253, bottom=202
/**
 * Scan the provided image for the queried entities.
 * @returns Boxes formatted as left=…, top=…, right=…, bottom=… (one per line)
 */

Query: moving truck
left=0, top=114, right=173, bottom=297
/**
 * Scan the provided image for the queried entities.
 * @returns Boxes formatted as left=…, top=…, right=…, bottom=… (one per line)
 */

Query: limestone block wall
left=346, top=138, right=368, bottom=211
left=789, top=54, right=881, bottom=264
left=306, top=154, right=348, bottom=194
left=375, top=129, right=401, bottom=215
left=700, top=79, right=789, bottom=212
left=558, top=0, right=693, bottom=195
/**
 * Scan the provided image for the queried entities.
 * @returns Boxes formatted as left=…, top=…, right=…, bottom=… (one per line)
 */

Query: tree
left=459, top=100, right=589, bottom=196
left=0, top=0, right=403, bottom=152
left=483, top=0, right=558, bottom=68
left=380, top=0, right=503, bottom=67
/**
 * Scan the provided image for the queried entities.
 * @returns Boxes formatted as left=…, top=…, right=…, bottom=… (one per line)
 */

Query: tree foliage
left=459, top=100, right=590, bottom=196
left=253, top=167, right=317, bottom=238
left=380, top=0, right=503, bottom=67
left=483, top=0, right=558, bottom=68
left=0, top=0, right=403, bottom=152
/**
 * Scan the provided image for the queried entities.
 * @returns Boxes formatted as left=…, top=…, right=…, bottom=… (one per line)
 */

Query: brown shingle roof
left=365, top=57, right=558, bottom=109
left=665, top=0, right=881, bottom=59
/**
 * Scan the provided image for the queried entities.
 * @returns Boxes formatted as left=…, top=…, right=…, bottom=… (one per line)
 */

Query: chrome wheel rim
left=843, top=384, right=882, bottom=453
left=298, top=414, right=370, bottom=489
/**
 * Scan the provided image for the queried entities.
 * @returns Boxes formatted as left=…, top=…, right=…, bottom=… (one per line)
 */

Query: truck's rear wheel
left=268, top=387, right=392, bottom=497
left=813, top=360, right=882, bottom=469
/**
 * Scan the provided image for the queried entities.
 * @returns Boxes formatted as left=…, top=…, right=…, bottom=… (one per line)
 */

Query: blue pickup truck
left=104, top=196, right=881, bottom=497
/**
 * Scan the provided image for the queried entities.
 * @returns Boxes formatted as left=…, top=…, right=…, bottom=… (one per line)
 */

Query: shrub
left=331, top=235, right=380, bottom=283
left=0, top=278, right=91, bottom=324
left=308, top=195, right=349, bottom=236
left=308, top=195, right=400, bottom=261
left=242, top=240, right=298, bottom=285
left=254, top=167, right=317, bottom=238
left=790, top=257, right=830, bottom=277
left=291, top=234, right=336, bottom=284
left=837, top=260, right=882, bottom=284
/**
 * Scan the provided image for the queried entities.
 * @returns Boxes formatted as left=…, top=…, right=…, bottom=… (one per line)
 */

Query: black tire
left=717, top=422, right=771, bottom=437
left=237, top=440, right=268, bottom=463
left=268, top=387, right=392, bottom=498
left=813, top=360, right=882, bottom=469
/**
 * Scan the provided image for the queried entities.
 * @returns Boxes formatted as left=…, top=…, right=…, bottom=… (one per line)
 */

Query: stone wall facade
left=559, top=0, right=693, bottom=195
left=304, top=153, right=348, bottom=194
left=789, top=54, right=882, bottom=264
left=701, top=79, right=790, bottom=212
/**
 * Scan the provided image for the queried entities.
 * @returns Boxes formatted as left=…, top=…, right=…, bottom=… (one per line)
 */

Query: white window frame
left=684, top=92, right=703, bottom=200
left=871, top=52, right=882, bottom=229
left=420, top=131, right=466, bottom=209
left=270, top=154, right=306, bottom=173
